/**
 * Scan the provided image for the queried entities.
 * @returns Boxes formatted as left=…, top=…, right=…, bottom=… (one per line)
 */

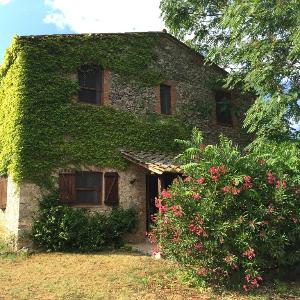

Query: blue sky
left=0, top=0, right=163, bottom=63
left=0, top=0, right=72, bottom=62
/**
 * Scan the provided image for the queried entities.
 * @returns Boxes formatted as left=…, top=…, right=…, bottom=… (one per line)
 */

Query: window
left=104, top=172, right=119, bottom=206
left=78, top=65, right=102, bottom=105
left=215, top=90, right=233, bottom=125
left=0, top=177, right=7, bottom=210
left=59, top=171, right=102, bottom=205
left=160, top=84, right=171, bottom=115
left=59, top=171, right=119, bottom=206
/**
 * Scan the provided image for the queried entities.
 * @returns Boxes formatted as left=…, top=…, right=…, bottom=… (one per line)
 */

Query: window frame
left=75, top=171, right=103, bottom=206
left=77, top=64, right=103, bottom=105
left=215, top=90, right=233, bottom=126
left=59, top=171, right=120, bottom=207
left=160, top=84, right=172, bottom=115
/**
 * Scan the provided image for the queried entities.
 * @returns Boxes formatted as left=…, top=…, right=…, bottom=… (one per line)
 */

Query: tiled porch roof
left=120, top=150, right=182, bottom=174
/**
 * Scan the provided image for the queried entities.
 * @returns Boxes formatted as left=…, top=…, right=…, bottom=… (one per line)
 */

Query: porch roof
left=120, top=150, right=182, bottom=175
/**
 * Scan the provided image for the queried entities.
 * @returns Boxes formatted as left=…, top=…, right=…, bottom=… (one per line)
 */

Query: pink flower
left=194, top=242, right=203, bottom=251
left=161, top=189, right=172, bottom=199
left=219, top=164, right=226, bottom=174
left=211, top=175, right=218, bottom=183
left=209, top=166, right=219, bottom=176
left=189, top=223, right=207, bottom=237
left=223, top=186, right=231, bottom=194
left=245, top=275, right=262, bottom=289
left=197, top=177, right=205, bottom=185
left=243, top=284, right=248, bottom=291
left=159, top=204, right=168, bottom=214
left=155, top=198, right=168, bottom=214
left=146, top=232, right=157, bottom=244
left=268, top=204, right=274, bottom=214
left=267, top=171, right=275, bottom=185
left=276, top=180, right=287, bottom=189
left=262, top=220, right=269, bottom=225
left=150, top=214, right=157, bottom=223
left=192, top=193, right=202, bottom=200
left=172, top=232, right=180, bottom=242
left=171, top=205, right=183, bottom=217
left=155, top=197, right=161, bottom=208
left=243, top=176, right=252, bottom=189
left=184, top=176, right=191, bottom=182
left=242, top=248, right=256, bottom=260
left=232, top=187, right=241, bottom=195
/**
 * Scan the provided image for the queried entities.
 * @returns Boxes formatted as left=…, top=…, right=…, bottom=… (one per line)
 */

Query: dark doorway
left=146, top=174, right=159, bottom=231
left=146, top=172, right=181, bottom=231
left=161, top=173, right=179, bottom=189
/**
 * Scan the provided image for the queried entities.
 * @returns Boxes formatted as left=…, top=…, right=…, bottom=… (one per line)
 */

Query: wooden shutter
left=59, top=173, right=75, bottom=204
left=0, top=177, right=7, bottom=210
left=104, top=172, right=119, bottom=206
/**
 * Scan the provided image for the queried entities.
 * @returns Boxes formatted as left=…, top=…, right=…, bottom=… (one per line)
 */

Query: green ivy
left=0, top=33, right=191, bottom=187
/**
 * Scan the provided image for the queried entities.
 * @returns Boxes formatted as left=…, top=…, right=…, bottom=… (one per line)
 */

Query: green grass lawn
left=0, top=251, right=299, bottom=300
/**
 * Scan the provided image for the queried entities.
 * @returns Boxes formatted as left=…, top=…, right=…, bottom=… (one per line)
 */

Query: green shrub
left=149, top=129, right=300, bottom=290
left=32, top=193, right=138, bottom=252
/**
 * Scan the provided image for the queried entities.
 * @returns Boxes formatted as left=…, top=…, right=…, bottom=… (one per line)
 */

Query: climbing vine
left=0, top=33, right=191, bottom=187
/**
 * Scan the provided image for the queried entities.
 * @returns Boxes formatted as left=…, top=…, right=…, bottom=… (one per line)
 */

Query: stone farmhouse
left=0, top=31, right=251, bottom=248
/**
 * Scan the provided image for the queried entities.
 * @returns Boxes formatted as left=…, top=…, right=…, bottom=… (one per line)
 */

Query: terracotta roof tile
left=120, top=150, right=182, bottom=174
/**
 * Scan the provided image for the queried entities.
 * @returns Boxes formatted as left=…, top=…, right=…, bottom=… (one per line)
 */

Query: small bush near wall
left=150, top=129, right=300, bottom=290
left=31, top=193, right=137, bottom=252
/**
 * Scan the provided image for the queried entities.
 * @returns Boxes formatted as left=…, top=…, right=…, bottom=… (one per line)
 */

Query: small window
left=160, top=84, right=171, bottom=115
left=0, top=177, right=7, bottom=210
left=78, top=65, right=102, bottom=105
left=215, top=90, right=232, bottom=125
left=59, top=171, right=102, bottom=205
left=104, top=172, right=119, bottom=206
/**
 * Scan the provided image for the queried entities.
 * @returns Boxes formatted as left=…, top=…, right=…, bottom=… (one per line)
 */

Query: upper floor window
left=78, top=65, right=102, bottom=105
left=215, top=90, right=233, bottom=126
left=160, top=84, right=171, bottom=115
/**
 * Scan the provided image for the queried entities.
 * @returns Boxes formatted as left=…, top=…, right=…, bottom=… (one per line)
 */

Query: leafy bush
left=32, top=193, right=138, bottom=252
left=150, top=129, right=300, bottom=290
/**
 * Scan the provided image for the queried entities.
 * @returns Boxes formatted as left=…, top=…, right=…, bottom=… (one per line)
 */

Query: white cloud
left=0, top=0, right=12, bottom=5
left=43, top=0, right=165, bottom=33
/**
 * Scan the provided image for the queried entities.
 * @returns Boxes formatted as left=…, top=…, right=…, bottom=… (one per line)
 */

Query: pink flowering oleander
left=161, top=189, right=172, bottom=198
left=192, top=193, right=202, bottom=200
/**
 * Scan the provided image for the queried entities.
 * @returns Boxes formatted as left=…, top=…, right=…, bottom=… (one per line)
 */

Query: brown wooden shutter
left=104, top=172, right=119, bottom=206
left=0, top=177, right=7, bottom=210
left=59, top=173, right=75, bottom=204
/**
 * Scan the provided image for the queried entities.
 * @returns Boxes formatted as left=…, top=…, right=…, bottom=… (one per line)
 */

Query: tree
left=160, top=0, right=300, bottom=143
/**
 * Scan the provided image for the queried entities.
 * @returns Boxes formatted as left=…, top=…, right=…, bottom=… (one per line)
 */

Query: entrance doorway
left=146, top=173, right=180, bottom=231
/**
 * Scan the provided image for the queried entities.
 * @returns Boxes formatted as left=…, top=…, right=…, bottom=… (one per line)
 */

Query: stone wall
left=0, top=176, right=21, bottom=249
left=107, top=33, right=252, bottom=146
left=0, top=162, right=148, bottom=248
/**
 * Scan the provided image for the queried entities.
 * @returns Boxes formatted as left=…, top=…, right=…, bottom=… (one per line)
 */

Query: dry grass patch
left=0, top=252, right=299, bottom=300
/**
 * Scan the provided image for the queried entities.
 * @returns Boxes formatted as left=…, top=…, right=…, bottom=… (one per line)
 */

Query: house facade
left=0, top=32, right=252, bottom=248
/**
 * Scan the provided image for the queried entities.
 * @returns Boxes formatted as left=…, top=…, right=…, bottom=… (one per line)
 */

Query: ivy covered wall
left=0, top=33, right=192, bottom=187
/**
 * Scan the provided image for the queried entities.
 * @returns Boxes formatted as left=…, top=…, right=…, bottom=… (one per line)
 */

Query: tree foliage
left=149, top=129, right=300, bottom=288
left=160, top=0, right=300, bottom=142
